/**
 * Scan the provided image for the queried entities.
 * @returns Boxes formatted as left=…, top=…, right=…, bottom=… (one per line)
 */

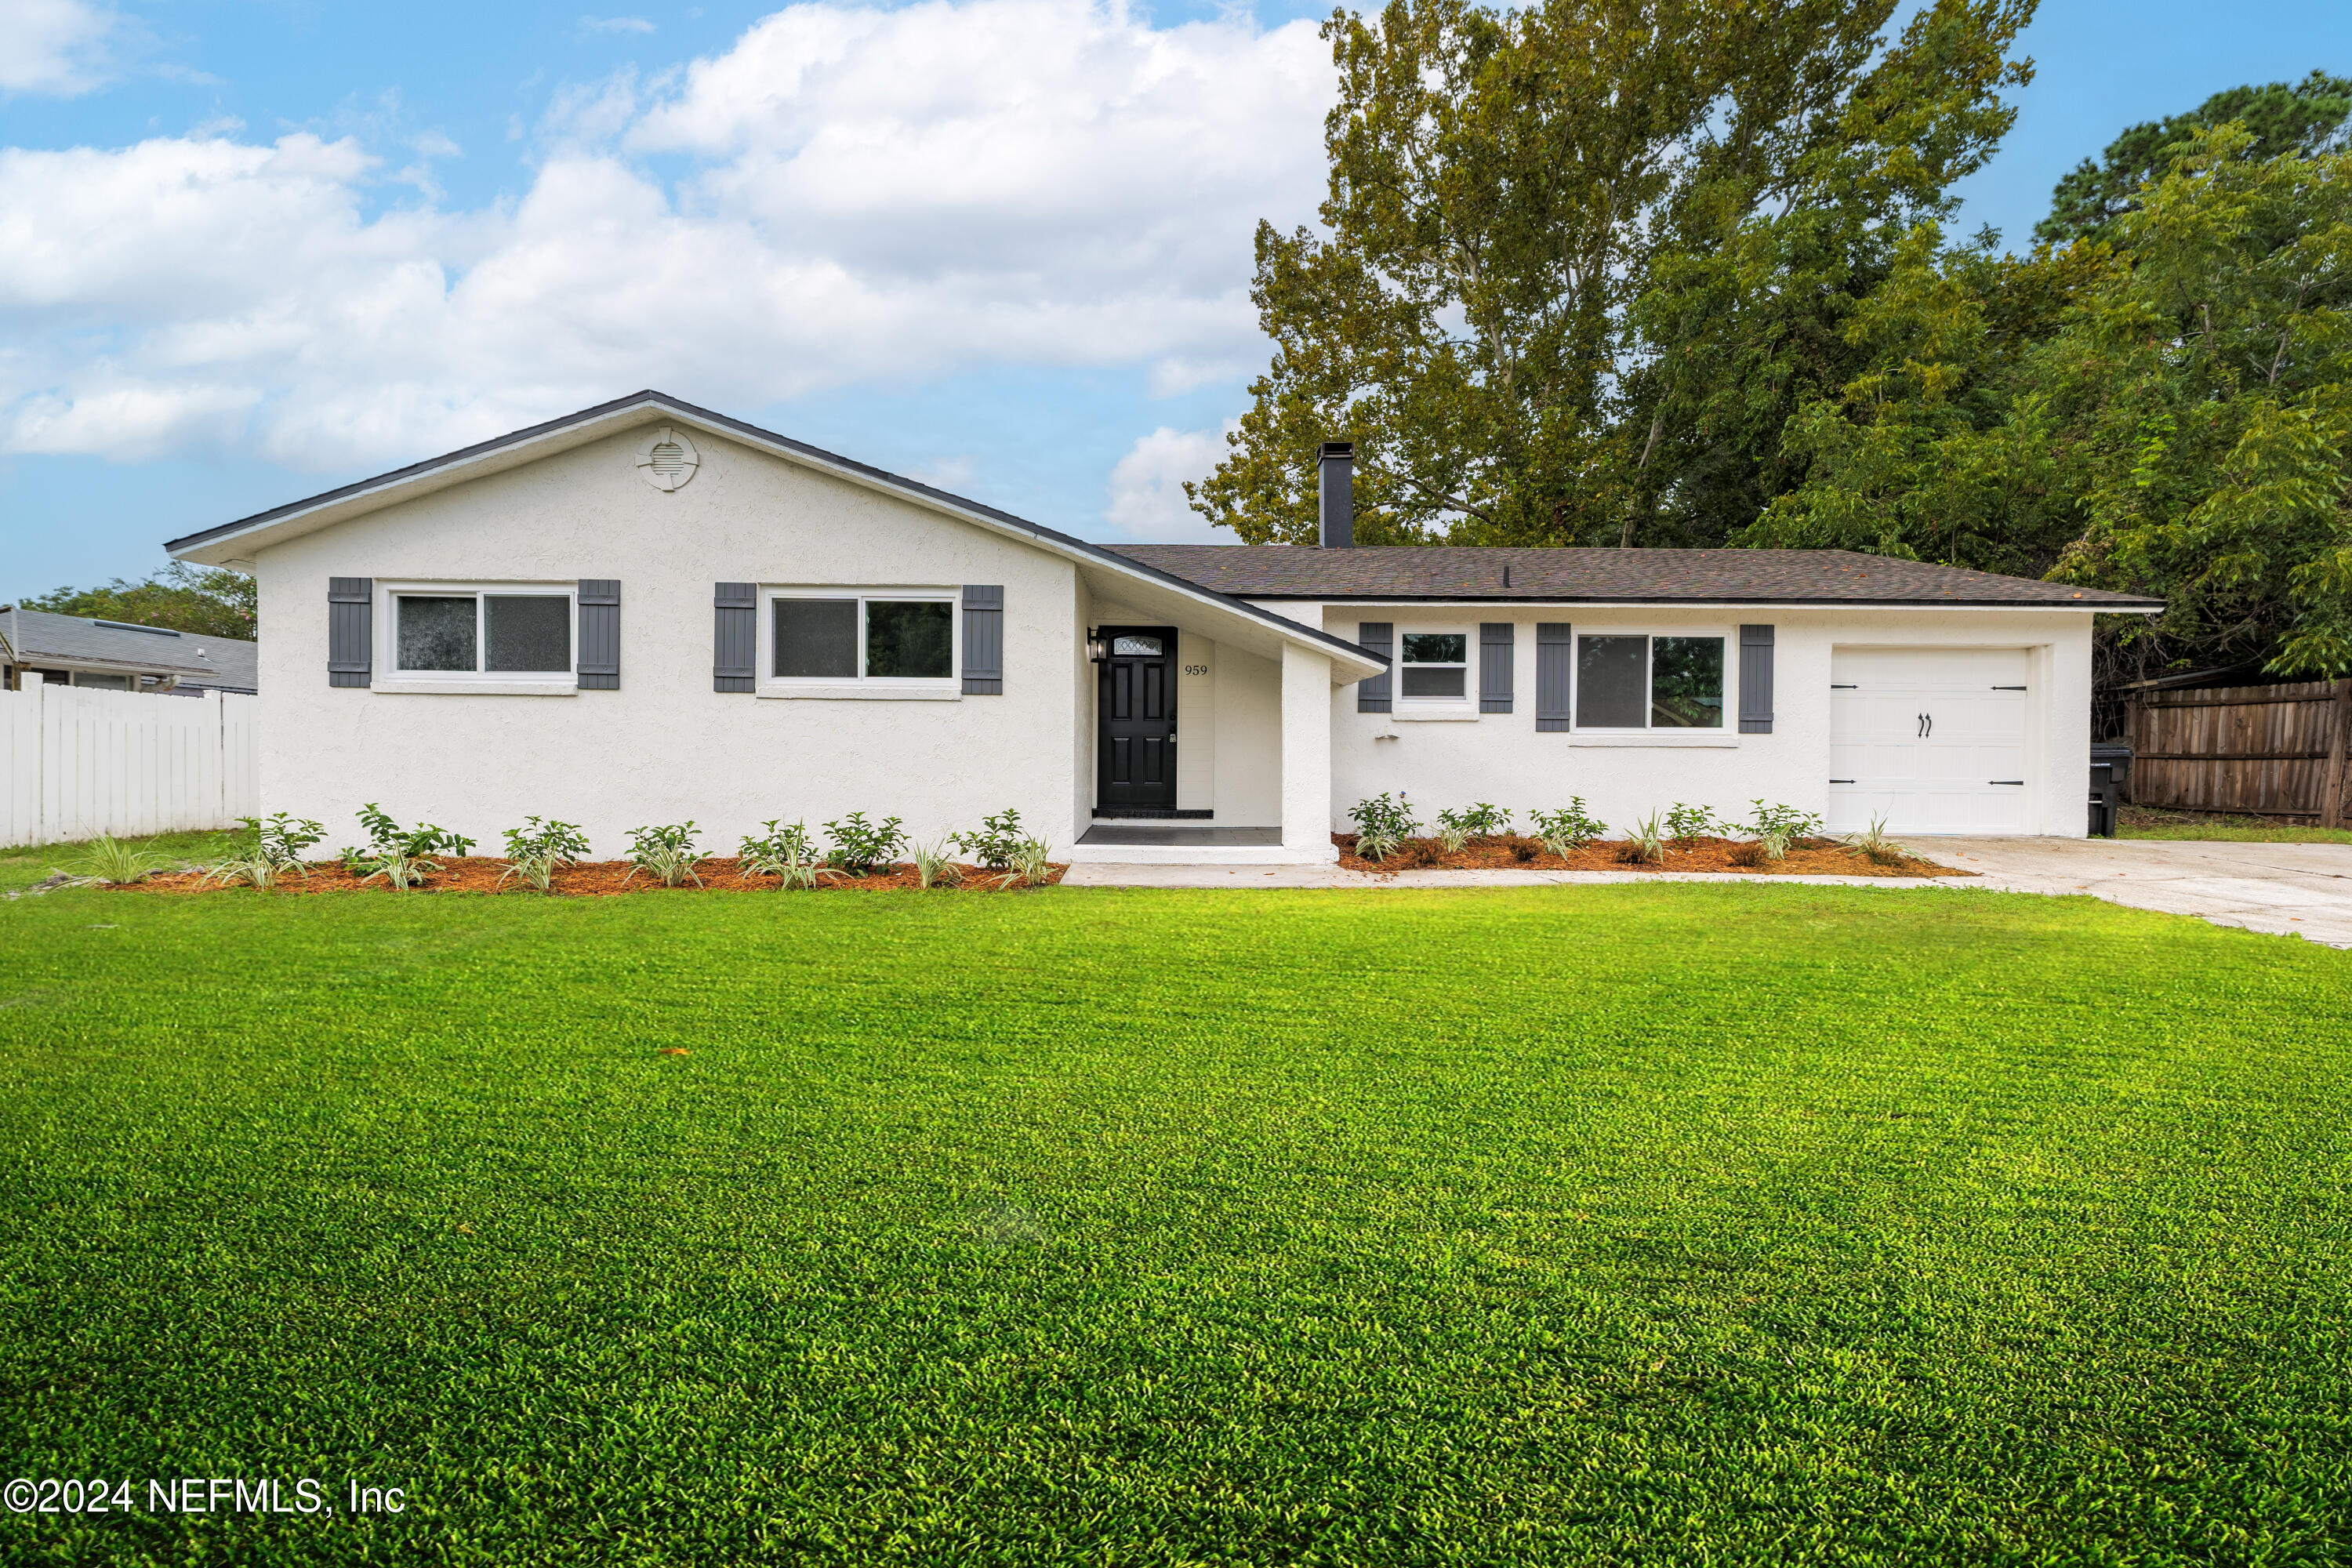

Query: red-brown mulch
left=1332, top=833, right=1969, bottom=878
left=117, top=856, right=1068, bottom=898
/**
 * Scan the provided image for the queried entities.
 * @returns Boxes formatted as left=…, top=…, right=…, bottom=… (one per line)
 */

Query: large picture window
left=1399, top=630, right=1469, bottom=702
left=392, top=589, right=572, bottom=677
left=768, top=591, right=955, bottom=684
left=1575, top=633, right=1724, bottom=729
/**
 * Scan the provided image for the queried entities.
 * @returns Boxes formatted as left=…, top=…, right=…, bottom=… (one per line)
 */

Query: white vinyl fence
left=0, top=680, right=259, bottom=848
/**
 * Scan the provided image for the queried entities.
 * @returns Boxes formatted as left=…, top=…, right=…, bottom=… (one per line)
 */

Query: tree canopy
left=2035, top=71, right=2352, bottom=248
left=1188, top=0, right=2034, bottom=546
left=16, top=564, right=257, bottom=641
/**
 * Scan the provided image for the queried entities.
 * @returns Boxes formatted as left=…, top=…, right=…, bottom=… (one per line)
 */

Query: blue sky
left=2, top=0, right=2346, bottom=599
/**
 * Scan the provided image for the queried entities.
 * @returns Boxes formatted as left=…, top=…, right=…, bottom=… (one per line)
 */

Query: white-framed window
left=759, top=586, right=958, bottom=699
left=379, top=583, right=575, bottom=691
left=1397, top=627, right=1472, bottom=706
left=1575, top=631, right=1726, bottom=730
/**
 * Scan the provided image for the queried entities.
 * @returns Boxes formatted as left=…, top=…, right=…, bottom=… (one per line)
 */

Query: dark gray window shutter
left=577, top=580, right=620, bottom=690
left=713, top=583, right=755, bottom=692
left=1537, top=622, right=1573, bottom=731
left=1739, top=624, right=1775, bottom=733
left=961, top=585, right=1004, bottom=695
left=1356, top=622, right=1393, bottom=713
left=328, top=578, right=372, bottom=688
left=1479, top=622, right=1515, bottom=713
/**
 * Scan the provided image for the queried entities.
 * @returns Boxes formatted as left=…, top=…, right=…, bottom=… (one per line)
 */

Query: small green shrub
left=990, top=838, right=1054, bottom=889
left=1846, top=815, right=1907, bottom=866
left=1349, top=793, right=1419, bottom=862
left=341, top=804, right=474, bottom=891
left=1663, top=803, right=1719, bottom=845
left=61, top=834, right=172, bottom=887
left=1619, top=813, right=1668, bottom=866
left=1741, top=800, right=1826, bottom=862
left=498, top=817, right=591, bottom=894
left=913, top=840, right=965, bottom=889
left=622, top=822, right=703, bottom=888
left=1529, top=800, right=1606, bottom=858
left=202, top=812, right=328, bottom=891
left=739, top=820, right=833, bottom=888
left=949, top=809, right=1026, bottom=870
left=825, top=812, right=907, bottom=876
left=1434, top=804, right=1508, bottom=853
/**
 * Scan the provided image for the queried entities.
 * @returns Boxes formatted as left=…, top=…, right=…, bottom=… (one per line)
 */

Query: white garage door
left=1829, top=648, right=2031, bottom=835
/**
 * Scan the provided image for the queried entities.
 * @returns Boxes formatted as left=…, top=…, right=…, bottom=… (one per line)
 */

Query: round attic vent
left=634, top=426, right=701, bottom=492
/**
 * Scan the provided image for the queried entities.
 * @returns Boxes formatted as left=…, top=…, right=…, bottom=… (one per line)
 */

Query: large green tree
left=1751, top=125, right=2352, bottom=678
left=2034, top=71, right=2352, bottom=248
left=15, top=563, right=256, bottom=641
left=1188, top=0, right=2034, bottom=545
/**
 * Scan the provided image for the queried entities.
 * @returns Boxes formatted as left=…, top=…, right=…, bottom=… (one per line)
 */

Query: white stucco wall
left=252, top=423, right=1091, bottom=857
left=1318, top=605, right=2092, bottom=839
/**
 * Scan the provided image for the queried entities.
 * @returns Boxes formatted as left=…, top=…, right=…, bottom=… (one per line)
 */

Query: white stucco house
left=165, top=391, right=2162, bottom=865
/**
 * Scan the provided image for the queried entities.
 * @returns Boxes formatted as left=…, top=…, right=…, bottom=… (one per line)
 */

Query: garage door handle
left=1991, top=779, right=2024, bottom=786
left=1992, top=684, right=2027, bottom=691
left=1830, top=779, right=1855, bottom=784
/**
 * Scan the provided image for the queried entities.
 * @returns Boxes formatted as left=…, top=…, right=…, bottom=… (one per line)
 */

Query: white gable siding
left=253, top=423, right=1085, bottom=857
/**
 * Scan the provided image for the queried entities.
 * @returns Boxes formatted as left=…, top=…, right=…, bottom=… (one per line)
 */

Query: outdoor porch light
left=1086, top=629, right=1109, bottom=662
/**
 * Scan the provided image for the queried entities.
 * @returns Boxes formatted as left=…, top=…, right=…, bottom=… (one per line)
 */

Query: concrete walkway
left=1062, top=838, right=2352, bottom=948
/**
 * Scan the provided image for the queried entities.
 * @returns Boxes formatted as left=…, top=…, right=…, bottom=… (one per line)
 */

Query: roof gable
left=164, top=391, right=1383, bottom=678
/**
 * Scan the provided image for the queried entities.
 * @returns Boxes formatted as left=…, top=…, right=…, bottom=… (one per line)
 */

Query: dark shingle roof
left=1105, top=545, right=2163, bottom=608
left=0, top=606, right=259, bottom=691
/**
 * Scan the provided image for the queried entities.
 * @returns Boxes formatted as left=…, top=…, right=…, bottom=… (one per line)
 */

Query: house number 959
left=1183, top=663, right=1209, bottom=676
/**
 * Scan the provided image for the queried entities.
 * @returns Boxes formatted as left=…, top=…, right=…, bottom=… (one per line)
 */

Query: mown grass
left=2, top=882, right=2348, bottom=1566
left=0, top=827, right=241, bottom=894
left=2118, top=806, right=2352, bottom=844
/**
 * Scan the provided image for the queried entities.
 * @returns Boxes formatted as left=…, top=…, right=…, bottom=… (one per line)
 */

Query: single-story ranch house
left=166, top=391, right=2163, bottom=864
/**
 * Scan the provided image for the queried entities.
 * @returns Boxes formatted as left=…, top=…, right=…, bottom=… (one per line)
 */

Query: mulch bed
left=1334, top=833, right=1969, bottom=878
left=118, top=856, right=1068, bottom=898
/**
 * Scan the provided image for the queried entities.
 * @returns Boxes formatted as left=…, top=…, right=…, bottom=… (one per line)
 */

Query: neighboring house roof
left=162, top=390, right=1386, bottom=679
left=1107, top=545, right=2168, bottom=610
left=0, top=605, right=259, bottom=691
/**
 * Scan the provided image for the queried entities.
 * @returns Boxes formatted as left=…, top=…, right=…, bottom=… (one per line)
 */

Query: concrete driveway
left=1919, top=837, right=2352, bottom=948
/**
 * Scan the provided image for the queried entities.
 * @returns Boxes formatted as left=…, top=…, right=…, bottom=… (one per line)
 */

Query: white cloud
left=0, top=0, right=1330, bottom=472
left=3, top=0, right=120, bottom=96
left=1104, top=421, right=1237, bottom=541
left=582, top=14, right=658, bottom=33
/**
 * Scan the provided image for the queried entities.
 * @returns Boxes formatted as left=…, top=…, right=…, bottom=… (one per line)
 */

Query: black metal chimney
left=1317, top=441, right=1354, bottom=547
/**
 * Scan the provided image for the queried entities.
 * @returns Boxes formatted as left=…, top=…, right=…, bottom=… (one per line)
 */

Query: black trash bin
left=2088, top=762, right=2118, bottom=838
left=2090, top=741, right=2132, bottom=803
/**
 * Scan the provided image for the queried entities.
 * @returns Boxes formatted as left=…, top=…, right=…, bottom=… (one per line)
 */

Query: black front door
left=1098, top=626, right=1178, bottom=808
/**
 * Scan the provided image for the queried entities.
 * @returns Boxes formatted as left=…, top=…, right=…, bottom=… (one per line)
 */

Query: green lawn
left=0, top=828, right=241, bottom=895
left=2, top=883, right=2347, bottom=1566
left=2118, top=806, right=2352, bottom=844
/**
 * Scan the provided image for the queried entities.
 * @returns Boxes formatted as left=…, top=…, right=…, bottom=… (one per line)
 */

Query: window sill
left=1389, top=707, right=1479, bottom=722
left=757, top=684, right=962, bottom=702
left=372, top=678, right=578, bottom=696
left=1568, top=731, right=1736, bottom=746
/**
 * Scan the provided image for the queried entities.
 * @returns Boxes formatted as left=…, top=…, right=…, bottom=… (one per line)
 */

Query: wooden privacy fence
left=2128, top=678, right=2352, bottom=825
left=0, top=681, right=259, bottom=848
